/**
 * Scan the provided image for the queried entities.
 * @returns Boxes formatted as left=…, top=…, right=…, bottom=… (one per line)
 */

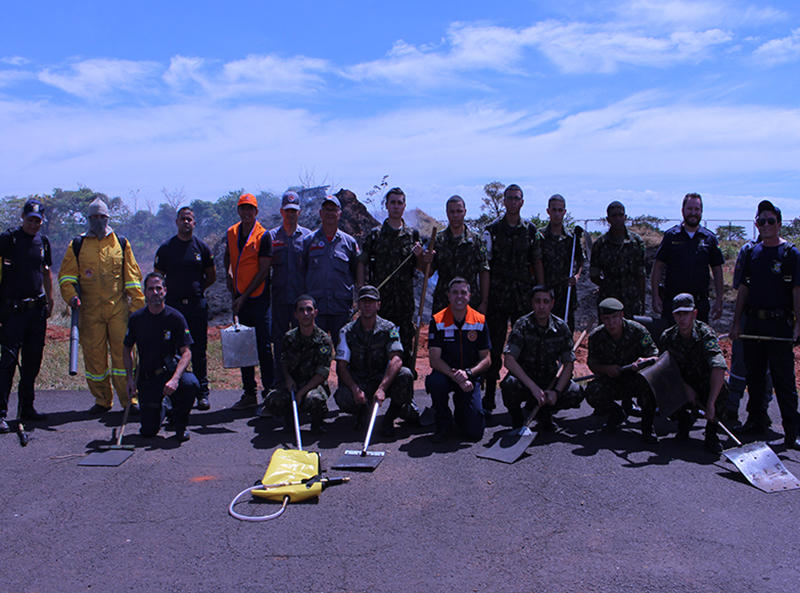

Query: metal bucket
left=221, top=318, right=259, bottom=368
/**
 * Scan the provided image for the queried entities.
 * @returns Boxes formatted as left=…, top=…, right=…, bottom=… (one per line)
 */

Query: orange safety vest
left=227, top=221, right=267, bottom=298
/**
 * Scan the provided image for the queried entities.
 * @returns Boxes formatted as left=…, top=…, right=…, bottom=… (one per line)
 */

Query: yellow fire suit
left=58, top=232, right=145, bottom=409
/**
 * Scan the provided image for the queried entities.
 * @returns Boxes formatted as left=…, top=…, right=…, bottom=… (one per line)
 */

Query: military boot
left=641, top=409, right=658, bottom=444
left=482, top=382, right=497, bottom=414
left=537, top=408, right=556, bottom=433
left=704, top=423, right=722, bottom=454
left=676, top=410, right=694, bottom=441
left=508, top=405, right=524, bottom=429
left=602, top=404, right=625, bottom=432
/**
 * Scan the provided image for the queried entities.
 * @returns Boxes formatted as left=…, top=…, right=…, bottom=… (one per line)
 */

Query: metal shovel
left=717, top=421, right=800, bottom=493
left=331, top=400, right=386, bottom=471
left=477, top=404, right=541, bottom=464
left=79, top=401, right=136, bottom=467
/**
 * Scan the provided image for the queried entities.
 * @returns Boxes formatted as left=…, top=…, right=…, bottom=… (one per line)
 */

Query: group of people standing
left=0, top=187, right=797, bottom=456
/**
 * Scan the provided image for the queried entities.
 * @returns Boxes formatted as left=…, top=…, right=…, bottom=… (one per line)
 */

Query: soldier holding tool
left=59, top=198, right=145, bottom=415
left=0, top=199, right=53, bottom=433
left=730, top=200, right=800, bottom=449
left=590, top=201, right=646, bottom=318
left=334, top=285, right=414, bottom=437
left=224, top=193, right=273, bottom=411
left=585, top=298, right=659, bottom=443
left=430, top=195, right=490, bottom=316
left=123, top=272, right=199, bottom=442
left=154, top=206, right=215, bottom=410
left=651, top=193, right=724, bottom=324
left=426, top=277, right=491, bottom=443
left=482, top=184, right=544, bottom=414
left=539, top=194, right=584, bottom=331
left=303, top=195, right=360, bottom=346
left=261, top=295, right=334, bottom=435
left=659, top=294, right=728, bottom=453
left=269, top=191, right=312, bottom=384
left=357, top=187, right=425, bottom=369
left=501, top=285, right=583, bottom=432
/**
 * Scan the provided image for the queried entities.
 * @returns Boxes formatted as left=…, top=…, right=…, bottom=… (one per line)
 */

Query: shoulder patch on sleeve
left=704, top=337, right=718, bottom=351
left=389, top=327, right=400, bottom=339
left=641, top=333, right=653, bottom=347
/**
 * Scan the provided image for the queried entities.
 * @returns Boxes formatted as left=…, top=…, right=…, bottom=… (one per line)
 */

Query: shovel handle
left=117, top=400, right=131, bottom=447
left=716, top=420, right=743, bottom=447
left=362, top=400, right=381, bottom=455
left=290, top=388, right=303, bottom=452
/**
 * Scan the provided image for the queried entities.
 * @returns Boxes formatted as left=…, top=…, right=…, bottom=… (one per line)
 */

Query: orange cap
left=237, top=193, right=258, bottom=208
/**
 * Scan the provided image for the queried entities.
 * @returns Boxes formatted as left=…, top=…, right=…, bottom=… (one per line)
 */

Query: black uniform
left=0, top=227, right=51, bottom=421
left=735, top=241, right=800, bottom=438
left=124, top=305, right=199, bottom=437
left=154, top=236, right=214, bottom=400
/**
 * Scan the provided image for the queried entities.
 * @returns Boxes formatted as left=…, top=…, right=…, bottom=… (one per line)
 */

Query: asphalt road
left=2, top=388, right=799, bottom=593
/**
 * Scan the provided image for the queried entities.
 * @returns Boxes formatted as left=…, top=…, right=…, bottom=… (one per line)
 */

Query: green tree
left=715, top=224, right=747, bottom=242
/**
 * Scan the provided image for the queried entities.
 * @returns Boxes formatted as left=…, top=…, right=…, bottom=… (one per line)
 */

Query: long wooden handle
left=411, top=227, right=438, bottom=369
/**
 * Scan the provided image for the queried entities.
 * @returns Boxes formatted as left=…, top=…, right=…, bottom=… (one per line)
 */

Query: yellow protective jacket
left=58, top=231, right=145, bottom=313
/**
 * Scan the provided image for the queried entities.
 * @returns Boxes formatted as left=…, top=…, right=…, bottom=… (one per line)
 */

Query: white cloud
left=2, top=92, right=799, bottom=222
left=38, top=58, right=161, bottom=99
left=344, top=20, right=733, bottom=86
left=753, top=28, right=800, bottom=65
left=164, top=54, right=330, bottom=97
left=2, top=56, right=29, bottom=66
left=616, top=0, right=785, bottom=28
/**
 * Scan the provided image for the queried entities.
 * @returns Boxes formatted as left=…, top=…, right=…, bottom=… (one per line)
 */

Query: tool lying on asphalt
left=478, top=327, right=591, bottom=464
left=477, top=403, right=542, bottom=464
left=332, top=400, right=387, bottom=471
left=78, top=401, right=135, bottom=467
left=717, top=421, right=800, bottom=493
left=220, top=315, right=259, bottom=368
left=229, top=389, right=349, bottom=521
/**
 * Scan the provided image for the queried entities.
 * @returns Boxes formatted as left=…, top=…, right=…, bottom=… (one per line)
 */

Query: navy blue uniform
left=654, top=224, right=724, bottom=322
left=426, top=305, right=490, bottom=439
left=155, top=236, right=214, bottom=399
left=0, top=228, right=51, bottom=420
left=736, top=241, right=800, bottom=437
left=124, top=305, right=199, bottom=436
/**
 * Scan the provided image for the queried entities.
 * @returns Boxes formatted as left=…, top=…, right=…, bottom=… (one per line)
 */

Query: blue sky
left=2, top=0, right=799, bottom=227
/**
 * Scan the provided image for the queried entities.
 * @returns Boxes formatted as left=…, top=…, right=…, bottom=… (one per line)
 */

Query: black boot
left=704, top=423, right=722, bottom=453
left=676, top=410, right=694, bottom=440
left=482, top=382, right=496, bottom=413
left=602, top=404, right=625, bottom=432
left=508, top=405, right=524, bottom=429
left=537, top=407, right=556, bottom=432
left=641, top=409, right=658, bottom=444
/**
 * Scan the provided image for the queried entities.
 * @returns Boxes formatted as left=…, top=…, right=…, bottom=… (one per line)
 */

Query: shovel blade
left=723, top=442, right=800, bottom=493
left=477, top=427, right=536, bottom=464
left=331, top=451, right=386, bottom=471
left=79, top=449, right=134, bottom=467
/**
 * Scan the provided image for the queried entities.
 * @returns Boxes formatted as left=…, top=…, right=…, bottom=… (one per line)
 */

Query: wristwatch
left=465, top=368, right=473, bottom=379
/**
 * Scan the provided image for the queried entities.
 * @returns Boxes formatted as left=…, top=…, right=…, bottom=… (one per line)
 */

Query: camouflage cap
left=357, top=285, right=380, bottom=301
left=598, top=297, right=624, bottom=314
left=672, top=293, right=696, bottom=313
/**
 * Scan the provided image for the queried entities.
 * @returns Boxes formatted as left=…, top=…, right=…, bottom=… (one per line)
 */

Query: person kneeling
left=334, top=286, right=413, bottom=438
left=123, top=273, right=199, bottom=442
left=501, top=286, right=583, bottom=433
left=261, top=295, right=334, bottom=434
left=426, top=278, right=491, bottom=443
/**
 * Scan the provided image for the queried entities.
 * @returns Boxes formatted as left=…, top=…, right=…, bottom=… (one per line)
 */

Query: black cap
left=757, top=199, right=781, bottom=223
left=23, top=199, right=44, bottom=219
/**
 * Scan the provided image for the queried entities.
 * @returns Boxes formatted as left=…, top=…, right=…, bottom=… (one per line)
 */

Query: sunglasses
left=756, top=217, right=777, bottom=227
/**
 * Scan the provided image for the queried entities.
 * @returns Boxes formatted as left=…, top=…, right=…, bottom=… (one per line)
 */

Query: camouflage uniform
left=589, top=228, right=646, bottom=317
left=539, top=224, right=585, bottom=331
left=334, top=315, right=414, bottom=417
left=659, top=320, right=729, bottom=419
left=501, top=313, right=584, bottom=426
left=360, top=220, right=419, bottom=368
left=483, top=217, right=543, bottom=399
left=431, top=226, right=490, bottom=314
left=262, top=325, right=334, bottom=423
left=585, top=319, right=658, bottom=413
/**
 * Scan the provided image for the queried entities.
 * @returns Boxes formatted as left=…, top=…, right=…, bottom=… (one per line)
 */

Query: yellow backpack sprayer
left=229, top=389, right=348, bottom=521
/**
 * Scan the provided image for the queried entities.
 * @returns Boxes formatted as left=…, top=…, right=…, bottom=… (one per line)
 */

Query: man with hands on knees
left=123, top=272, right=199, bottom=442
left=501, top=285, right=584, bottom=433
left=426, top=277, right=491, bottom=443
left=334, top=285, right=414, bottom=437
